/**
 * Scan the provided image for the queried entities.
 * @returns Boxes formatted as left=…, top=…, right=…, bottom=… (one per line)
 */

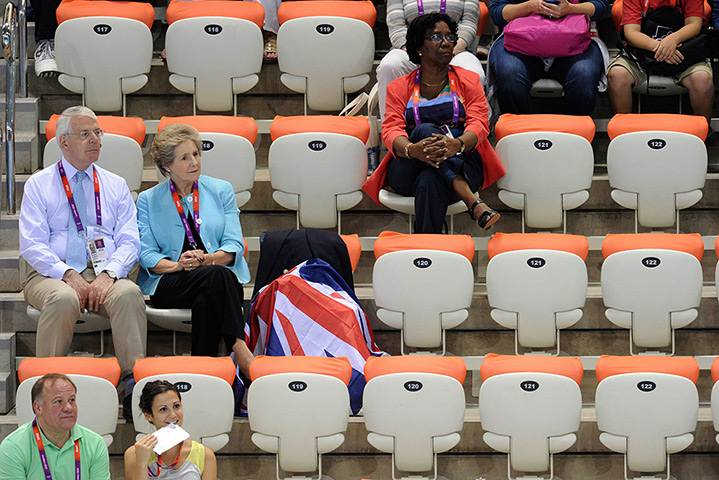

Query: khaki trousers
left=23, top=264, right=147, bottom=377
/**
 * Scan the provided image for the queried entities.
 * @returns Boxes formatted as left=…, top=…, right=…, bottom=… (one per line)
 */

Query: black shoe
left=122, top=375, right=136, bottom=421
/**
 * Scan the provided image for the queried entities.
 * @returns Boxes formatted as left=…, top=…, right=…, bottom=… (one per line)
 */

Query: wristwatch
left=102, top=269, right=117, bottom=282
left=457, top=137, right=466, bottom=153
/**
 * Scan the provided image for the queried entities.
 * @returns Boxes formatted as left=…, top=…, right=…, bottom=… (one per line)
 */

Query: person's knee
left=108, top=281, right=145, bottom=308
left=43, top=288, right=80, bottom=317
left=608, top=66, right=635, bottom=91
left=684, top=71, right=714, bottom=96
left=411, top=123, right=441, bottom=139
left=377, top=50, right=410, bottom=79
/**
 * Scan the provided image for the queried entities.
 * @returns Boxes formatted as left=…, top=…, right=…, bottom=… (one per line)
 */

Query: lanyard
left=32, top=419, right=80, bottom=480
left=169, top=180, right=200, bottom=250
left=58, top=162, right=102, bottom=235
left=412, top=66, right=460, bottom=126
left=148, top=440, right=183, bottom=477
left=417, top=0, right=446, bottom=15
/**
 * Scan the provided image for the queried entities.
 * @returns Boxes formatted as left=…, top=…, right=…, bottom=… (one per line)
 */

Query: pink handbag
left=503, top=12, right=590, bottom=57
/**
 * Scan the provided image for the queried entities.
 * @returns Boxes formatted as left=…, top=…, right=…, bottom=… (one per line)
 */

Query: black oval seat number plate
left=202, top=140, right=214, bottom=151
left=205, top=24, right=222, bottom=35
left=308, top=141, right=326, bottom=151
left=94, top=24, right=112, bottom=35
left=648, top=139, right=666, bottom=150
left=317, top=24, right=334, bottom=34
left=520, top=380, right=539, bottom=392
left=404, top=381, right=422, bottom=392
left=534, top=140, right=552, bottom=150
left=174, top=381, right=192, bottom=393
left=413, top=257, right=431, bottom=268
left=637, top=381, right=656, bottom=392
left=527, top=257, right=545, bottom=268
left=642, top=257, right=660, bottom=268
left=289, top=381, right=307, bottom=392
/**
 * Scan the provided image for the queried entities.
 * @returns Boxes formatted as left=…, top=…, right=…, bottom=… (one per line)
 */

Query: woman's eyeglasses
left=425, top=33, right=458, bottom=44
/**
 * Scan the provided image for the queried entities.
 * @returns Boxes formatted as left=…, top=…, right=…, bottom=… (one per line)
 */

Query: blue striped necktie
left=65, top=171, right=88, bottom=272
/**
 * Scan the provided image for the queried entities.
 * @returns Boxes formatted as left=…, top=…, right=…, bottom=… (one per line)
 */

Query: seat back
left=363, top=356, right=466, bottom=475
left=269, top=115, right=369, bottom=229
left=55, top=1, right=154, bottom=112
left=16, top=357, right=121, bottom=446
left=373, top=233, right=474, bottom=353
left=494, top=114, right=595, bottom=229
left=157, top=116, right=257, bottom=207
left=710, top=357, right=719, bottom=442
left=479, top=354, right=582, bottom=474
left=595, top=355, right=699, bottom=474
left=45, top=115, right=144, bottom=199
left=601, top=233, right=703, bottom=351
left=165, top=1, right=264, bottom=112
left=606, top=114, right=707, bottom=228
left=277, top=1, right=375, bottom=111
left=131, top=357, right=236, bottom=452
left=248, top=356, right=351, bottom=475
left=486, top=233, right=588, bottom=353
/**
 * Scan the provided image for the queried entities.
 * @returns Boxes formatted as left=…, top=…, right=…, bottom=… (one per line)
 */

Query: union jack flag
left=246, top=258, right=385, bottom=413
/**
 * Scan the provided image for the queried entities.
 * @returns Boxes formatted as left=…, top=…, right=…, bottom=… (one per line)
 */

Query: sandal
left=263, top=36, right=278, bottom=63
left=469, top=199, right=500, bottom=230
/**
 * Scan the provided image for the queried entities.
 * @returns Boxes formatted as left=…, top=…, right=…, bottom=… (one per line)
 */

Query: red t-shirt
left=621, top=0, right=704, bottom=26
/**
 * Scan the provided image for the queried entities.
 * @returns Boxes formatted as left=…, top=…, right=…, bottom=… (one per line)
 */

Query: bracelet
left=457, top=137, right=466, bottom=153
left=404, top=143, right=413, bottom=158
left=210, top=253, right=216, bottom=265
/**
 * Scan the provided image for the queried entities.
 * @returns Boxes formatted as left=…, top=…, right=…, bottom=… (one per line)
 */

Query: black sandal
left=469, top=199, right=500, bottom=230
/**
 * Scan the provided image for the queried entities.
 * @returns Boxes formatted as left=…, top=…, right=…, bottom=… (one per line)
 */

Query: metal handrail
left=2, top=2, right=17, bottom=214
left=18, top=0, right=27, bottom=98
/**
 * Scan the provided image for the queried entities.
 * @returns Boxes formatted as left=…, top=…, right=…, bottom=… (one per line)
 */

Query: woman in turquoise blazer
left=137, top=124, right=253, bottom=378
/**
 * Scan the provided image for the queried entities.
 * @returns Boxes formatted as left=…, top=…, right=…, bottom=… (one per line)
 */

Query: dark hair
left=139, top=380, right=181, bottom=415
left=406, top=13, right=458, bottom=64
left=31, top=373, right=77, bottom=405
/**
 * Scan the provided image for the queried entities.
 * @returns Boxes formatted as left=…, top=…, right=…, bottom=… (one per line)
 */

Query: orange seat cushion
left=270, top=115, right=370, bottom=143
left=166, top=0, right=265, bottom=28
left=340, top=234, right=362, bottom=272
left=714, top=234, right=719, bottom=259
left=596, top=355, right=699, bottom=384
left=364, top=355, right=466, bottom=384
left=477, top=2, right=489, bottom=34
left=480, top=353, right=583, bottom=385
left=158, top=116, right=258, bottom=144
left=278, top=0, right=376, bottom=27
left=607, top=114, right=708, bottom=141
left=373, top=231, right=475, bottom=262
left=133, top=356, right=236, bottom=386
left=18, top=357, right=122, bottom=386
left=711, top=357, right=719, bottom=383
left=602, top=233, right=704, bottom=262
left=47, top=114, right=146, bottom=146
left=250, top=355, right=353, bottom=386
left=487, top=233, right=589, bottom=261
left=57, top=0, right=155, bottom=29
left=495, top=114, right=596, bottom=143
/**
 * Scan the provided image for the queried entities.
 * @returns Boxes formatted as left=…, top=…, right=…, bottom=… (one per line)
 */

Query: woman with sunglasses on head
left=124, top=380, right=217, bottom=479
left=364, top=13, right=505, bottom=234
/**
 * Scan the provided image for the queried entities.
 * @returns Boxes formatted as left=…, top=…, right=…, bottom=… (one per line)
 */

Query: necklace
left=420, top=76, right=448, bottom=87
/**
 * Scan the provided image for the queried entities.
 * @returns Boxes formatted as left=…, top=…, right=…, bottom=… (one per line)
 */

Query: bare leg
left=607, top=65, right=635, bottom=114
left=681, top=71, right=714, bottom=126
left=232, top=338, right=254, bottom=379
left=452, top=176, right=500, bottom=228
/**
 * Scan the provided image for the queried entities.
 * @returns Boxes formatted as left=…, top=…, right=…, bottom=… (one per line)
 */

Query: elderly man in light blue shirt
left=19, top=106, right=146, bottom=394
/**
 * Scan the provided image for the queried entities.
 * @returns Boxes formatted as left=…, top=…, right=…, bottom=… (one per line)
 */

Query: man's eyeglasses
left=70, top=129, right=104, bottom=141
left=425, top=33, right=458, bottom=44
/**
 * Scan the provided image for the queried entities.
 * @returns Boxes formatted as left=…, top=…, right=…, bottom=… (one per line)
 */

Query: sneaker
left=34, top=39, right=58, bottom=78
left=122, top=375, right=136, bottom=421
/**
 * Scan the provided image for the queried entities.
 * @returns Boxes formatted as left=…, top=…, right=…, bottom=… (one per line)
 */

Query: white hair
left=55, top=106, right=98, bottom=147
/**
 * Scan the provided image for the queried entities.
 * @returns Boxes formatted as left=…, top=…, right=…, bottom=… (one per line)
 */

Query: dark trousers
left=387, top=123, right=483, bottom=233
left=31, top=0, right=61, bottom=42
left=151, top=266, right=245, bottom=356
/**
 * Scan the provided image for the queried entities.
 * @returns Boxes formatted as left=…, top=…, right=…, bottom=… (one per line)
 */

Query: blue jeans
left=489, top=36, right=603, bottom=115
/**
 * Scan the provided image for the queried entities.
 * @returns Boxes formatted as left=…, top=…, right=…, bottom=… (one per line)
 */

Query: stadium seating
left=606, top=114, right=708, bottom=230
left=363, top=356, right=466, bottom=480
left=43, top=115, right=145, bottom=200
left=479, top=354, right=583, bottom=478
left=595, top=355, right=699, bottom=480
left=268, top=115, right=369, bottom=230
left=600, top=233, right=703, bottom=355
left=494, top=114, right=595, bottom=231
left=131, top=356, right=236, bottom=452
left=165, top=1, right=264, bottom=114
left=248, top=356, right=351, bottom=479
left=276, top=0, right=376, bottom=112
left=372, top=231, right=475, bottom=355
left=156, top=116, right=257, bottom=208
left=486, top=233, right=589, bottom=355
left=54, top=0, right=154, bottom=113
left=16, top=357, right=121, bottom=446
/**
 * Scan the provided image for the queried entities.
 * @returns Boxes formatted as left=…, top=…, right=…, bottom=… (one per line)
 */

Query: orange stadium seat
left=269, top=115, right=369, bottom=230
left=479, top=354, right=582, bottom=478
left=601, top=233, right=703, bottom=355
left=54, top=0, right=154, bottom=113
left=372, top=232, right=474, bottom=355
left=595, top=355, right=699, bottom=479
left=486, top=233, right=588, bottom=354
left=165, top=1, right=264, bottom=113
left=363, top=356, right=466, bottom=480
left=494, top=114, right=595, bottom=230
left=709, top=357, right=719, bottom=445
